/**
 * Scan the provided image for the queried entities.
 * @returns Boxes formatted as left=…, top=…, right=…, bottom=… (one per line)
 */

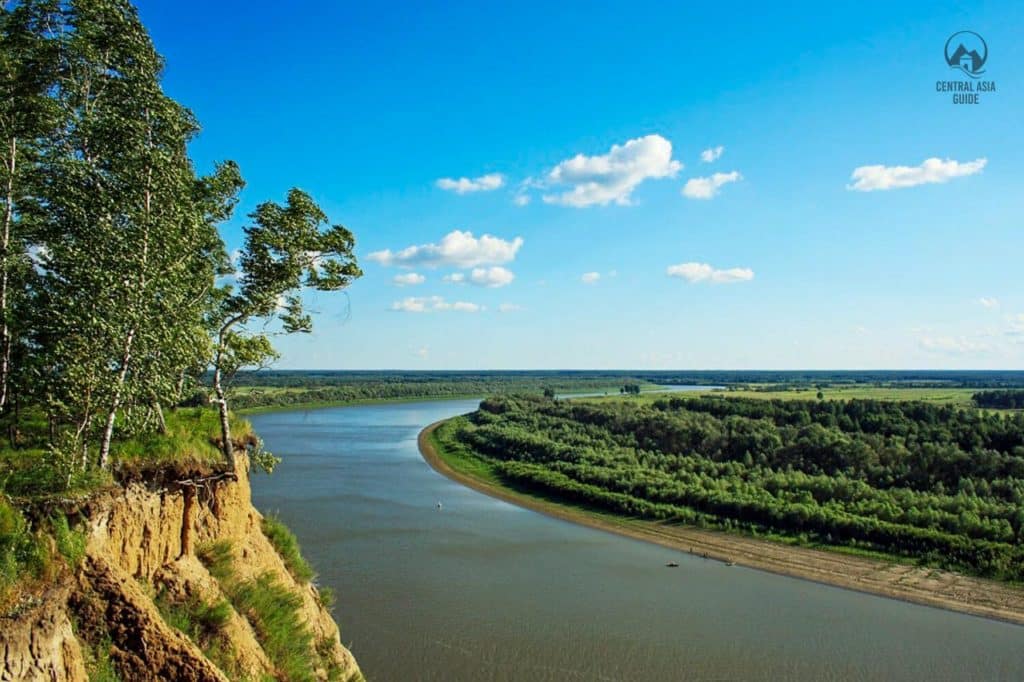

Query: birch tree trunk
left=0, top=136, right=15, bottom=412
left=98, top=328, right=134, bottom=469
left=212, top=359, right=235, bottom=471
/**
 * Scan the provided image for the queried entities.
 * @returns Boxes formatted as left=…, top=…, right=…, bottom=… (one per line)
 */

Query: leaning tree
left=208, top=189, right=361, bottom=469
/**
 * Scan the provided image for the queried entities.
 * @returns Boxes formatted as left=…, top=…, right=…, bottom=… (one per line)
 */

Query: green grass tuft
left=261, top=513, right=315, bottom=583
left=51, top=512, right=86, bottom=570
left=83, top=637, right=122, bottom=682
left=199, top=537, right=340, bottom=682
left=229, top=572, right=316, bottom=682
left=317, top=585, right=336, bottom=610
left=197, top=540, right=235, bottom=583
left=154, top=586, right=238, bottom=676
left=0, top=496, right=56, bottom=610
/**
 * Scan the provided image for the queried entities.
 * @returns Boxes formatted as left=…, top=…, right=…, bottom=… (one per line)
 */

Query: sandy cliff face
left=0, top=586, right=86, bottom=682
left=0, top=454, right=362, bottom=682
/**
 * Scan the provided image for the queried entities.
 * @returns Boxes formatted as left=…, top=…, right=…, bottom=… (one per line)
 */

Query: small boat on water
left=665, top=562, right=679, bottom=567
left=725, top=561, right=735, bottom=567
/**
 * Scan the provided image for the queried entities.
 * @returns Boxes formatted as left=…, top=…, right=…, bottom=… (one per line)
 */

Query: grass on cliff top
left=111, top=407, right=252, bottom=469
left=0, top=407, right=253, bottom=500
left=0, top=407, right=246, bottom=609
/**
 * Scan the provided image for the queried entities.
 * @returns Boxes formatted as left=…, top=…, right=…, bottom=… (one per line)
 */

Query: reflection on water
left=250, top=394, right=1024, bottom=682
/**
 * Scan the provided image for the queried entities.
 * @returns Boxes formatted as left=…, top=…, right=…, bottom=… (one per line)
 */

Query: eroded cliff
left=1, top=454, right=362, bottom=682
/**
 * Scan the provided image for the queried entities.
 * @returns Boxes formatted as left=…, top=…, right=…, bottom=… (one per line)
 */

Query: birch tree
left=209, top=189, right=361, bottom=468
left=0, top=1, right=58, bottom=422
left=36, top=0, right=227, bottom=467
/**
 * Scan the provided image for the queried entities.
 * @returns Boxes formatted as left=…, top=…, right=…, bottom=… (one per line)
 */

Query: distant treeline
left=974, top=390, right=1024, bottom=410
left=446, top=394, right=1024, bottom=581
left=219, top=375, right=647, bottom=410
left=233, top=369, right=1024, bottom=389
left=230, top=370, right=663, bottom=388
left=638, top=370, right=1024, bottom=388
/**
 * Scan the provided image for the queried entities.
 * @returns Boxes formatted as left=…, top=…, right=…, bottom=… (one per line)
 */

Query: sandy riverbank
left=418, top=420, right=1024, bottom=627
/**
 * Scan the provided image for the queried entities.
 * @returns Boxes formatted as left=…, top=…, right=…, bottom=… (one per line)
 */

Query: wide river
left=249, top=395, right=1024, bottom=681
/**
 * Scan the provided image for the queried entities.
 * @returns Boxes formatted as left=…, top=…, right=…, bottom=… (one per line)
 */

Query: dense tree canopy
left=449, top=395, right=1024, bottom=580
left=0, top=0, right=360, bottom=484
left=974, top=390, right=1024, bottom=410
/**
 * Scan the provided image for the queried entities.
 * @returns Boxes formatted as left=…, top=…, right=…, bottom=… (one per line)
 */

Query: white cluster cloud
left=542, top=134, right=682, bottom=207
left=666, top=262, right=754, bottom=284
left=368, top=230, right=523, bottom=269
left=392, top=272, right=425, bottom=287
left=469, top=266, right=515, bottom=288
left=919, top=336, right=990, bottom=354
left=436, top=173, right=505, bottom=194
left=390, top=296, right=482, bottom=313
left=700, top=145, right=724, bottom=163
left=581, top=272, right=601, bottom=285
left=1007, top=314, right=1024, bottom=337
left=497, top=303, right=522, bottom=313
left=978, top=297, right=1000, bottom=309
left=847, top=157, right=986, bottom=192
left=682, top=171, right=742, bottom=199
left=442, top=266, right=514, bottom=287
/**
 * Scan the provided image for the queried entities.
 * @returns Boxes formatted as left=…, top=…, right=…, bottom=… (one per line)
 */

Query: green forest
left=974, top=390, right=1024, bottom=410
left=223, top=371, right=650, bottom=411
left=443, top=394, right=1024, bottom=580
left=0, top=0, right=361, bottom=494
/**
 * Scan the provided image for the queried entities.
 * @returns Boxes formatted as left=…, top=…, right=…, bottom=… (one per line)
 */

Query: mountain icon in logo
left=945, top=31, right=987, bottom=78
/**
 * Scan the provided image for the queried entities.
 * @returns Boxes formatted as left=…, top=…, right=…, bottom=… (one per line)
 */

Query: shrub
left=52, top=513, right=86, bottom=569
left=0, top=497, right=54, bottom=609
left=83, top=637, right=121, bottom=682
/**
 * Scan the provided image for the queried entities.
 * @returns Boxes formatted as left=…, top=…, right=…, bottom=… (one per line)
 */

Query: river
left=249, top=394, right=1024, bottom=681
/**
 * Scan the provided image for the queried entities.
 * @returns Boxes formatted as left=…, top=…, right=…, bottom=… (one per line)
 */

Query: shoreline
left=418, top=419, right=1024, bottom=627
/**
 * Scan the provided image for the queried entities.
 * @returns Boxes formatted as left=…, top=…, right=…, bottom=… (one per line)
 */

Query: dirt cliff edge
left=1, top=453, right=362, bottom=682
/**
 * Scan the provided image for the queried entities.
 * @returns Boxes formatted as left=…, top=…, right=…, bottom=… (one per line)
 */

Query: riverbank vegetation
left=442, top=394, right=1024, bottom=581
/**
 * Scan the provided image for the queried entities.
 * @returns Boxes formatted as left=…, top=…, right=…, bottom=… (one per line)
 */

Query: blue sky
left=137, top=0, right=1023, bottom=369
